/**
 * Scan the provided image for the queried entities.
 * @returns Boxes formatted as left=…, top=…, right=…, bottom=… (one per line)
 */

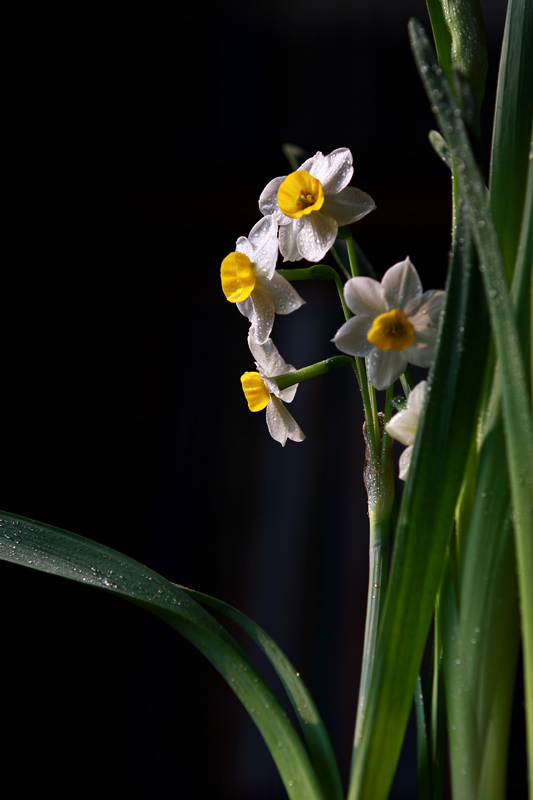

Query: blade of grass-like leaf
left=409, top=17, right=533, bottom=792
left=425, top=0, right=452, bottom=82
left=446, top=395, right=520, bottom=798
left=414, top=674, right=432, bottom=800
left=183, top=587, right=344, bottom=800
left=489, top=0, right=533, bottom=279
left=0, top=511, right=326, bottom=800
left=348, top=158, right=489, bottom=798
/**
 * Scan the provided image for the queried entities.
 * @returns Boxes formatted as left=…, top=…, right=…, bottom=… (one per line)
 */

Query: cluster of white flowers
left=221, top=147, right=443, bottom=457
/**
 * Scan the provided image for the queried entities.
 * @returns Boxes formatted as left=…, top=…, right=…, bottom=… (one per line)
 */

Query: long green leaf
left=184, top=587, right=344, bottom=800
left=425, top=0, right=452, bottom=82
left=489, top=0, right=533, bottom=279
left=0, top=511, right=326, bottom=800
left=446, top=398, right=520, bottom=798
left=348, top=129, right=490, bottom=800
left=409, top=16, right=533, bottom=793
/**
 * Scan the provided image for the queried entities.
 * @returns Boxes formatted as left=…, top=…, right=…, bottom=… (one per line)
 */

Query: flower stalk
left=353, top=414, right=395, bottom=757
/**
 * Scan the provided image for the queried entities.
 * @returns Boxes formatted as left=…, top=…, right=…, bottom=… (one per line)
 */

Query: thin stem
left=345, top=231, right=360, bottom=278
left=404, top=364, right=415, bottom=391
left=352, top=419, right=394, bottom=762
left=366, top=367, right=380, bottom=453
left=381, top=385, right=394, bottom=460
left=274, top=356, right=354, bottom=391
left=352, top=510, right=390, bottom=753
left=352, top=361, right=379, bottom=454
left=331, top=243, right=352, bottom=280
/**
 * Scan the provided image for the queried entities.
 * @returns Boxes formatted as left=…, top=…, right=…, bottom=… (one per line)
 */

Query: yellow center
left=277, top=170, right=325, bottom=219
left=221, top=251, right=256, bottom=303
left=241, top=372, right=270, bottom=412
left=366, top=309, right=415, bottom=351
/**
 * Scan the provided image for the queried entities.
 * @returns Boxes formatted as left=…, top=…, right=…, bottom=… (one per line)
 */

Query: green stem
left=273, top=356, right=354, bottom=392
left=345, top=231, right=360, bottom=278
left=352, top=510, right=390, bottom=752
left=352, top=418, right=394, bottom=761
left=381, top=386, right=394, bottom=460
left=353, top=361, right=379, bottom=455
left=331, top=244, right=352, bottom=280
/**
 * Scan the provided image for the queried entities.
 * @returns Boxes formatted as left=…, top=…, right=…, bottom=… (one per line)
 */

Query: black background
left=2, top=1, right=523, bottom=798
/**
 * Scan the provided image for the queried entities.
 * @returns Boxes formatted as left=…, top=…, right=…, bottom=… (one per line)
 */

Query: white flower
left=332, top=257, right=444, bottom=390
left=241, top=335, right=305, bottom=446
left=385, top=380, right=428, bottom=480
left=221, top=214, right=305, bottom=344
left=258, top=148, right=375, bottom=263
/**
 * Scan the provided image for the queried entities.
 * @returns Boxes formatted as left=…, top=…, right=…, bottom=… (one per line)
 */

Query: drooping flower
left=241, top=335, right=305, bottom=446
left=385, top=380, right=428, bottom=479
left=258, top=148, right=375, bottom=263
left=221, top=214, right=305, bottom=344
left=332, top=257, right=444, bottom=390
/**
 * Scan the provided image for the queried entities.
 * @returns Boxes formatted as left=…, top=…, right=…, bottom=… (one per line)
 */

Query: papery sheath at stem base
left=363, top=413, right=395, bottom=519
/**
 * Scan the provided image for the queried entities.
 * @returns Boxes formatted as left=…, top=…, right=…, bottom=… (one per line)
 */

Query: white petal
left=257, top=271, right=306, bottom=315
left=279, top=220, right=304, bottom=262
left=258, top=175, right=285, bottom=218
left=307, top=148, right=354, bottom=194
left=239, top=288, right=275, bottom=345
left=405, top=290, right=445, bottom=329
left=386, top=410, right=418, bottom=446
left=404, top=329, right=438, bottom=368
left=237, top=295, right=253, bottom=320
left=266, top=396, right=305, bottom=446
left=247, top=215, right=279, bottom=279
left=248, top=335, right=287, bottom=378
left=367, top=349, right=407, bottom=391
left=344, top=276, right=387, bottom=317
left=332, top=315, right=375, bottom=358
left=296, top=213, right=337, bottom=262
left=385, top=381, right=427, bottom=446
left=382, top=257, right=423, bottom=311
left=406, top=379, right=428, bottom=415
left=398, top=445, right=414, bottom=480
left=277, top=376, right=298, bottom=404
left=322, top=186, right=376, bottom=226
left=235, top=235, right=255, bottom=262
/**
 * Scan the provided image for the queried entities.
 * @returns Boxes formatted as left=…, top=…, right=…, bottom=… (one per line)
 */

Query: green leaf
left=409, top=14, right=533, bottom=790
left=184, top=588, right=344, bottom=800
left=425, top=0, right=453, bottom=82
left=414, top=674, right=432, bottom=800
left=348, top=133, right=490, bottom=799
left=489, top=0, right=533, bottom=279
left=448, top=404, right=520, bottom=798
left=426, top=0, right=488, bottom=115
left=0, top=511, right=327, bottom=800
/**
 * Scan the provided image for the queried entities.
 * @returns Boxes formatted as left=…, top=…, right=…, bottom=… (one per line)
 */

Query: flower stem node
left=333, top=257, right=444, bottom=390
left=220, top=214, right=305, bottom=344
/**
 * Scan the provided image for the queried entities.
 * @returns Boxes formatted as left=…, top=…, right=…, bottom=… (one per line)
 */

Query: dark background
left=2, top=1, right=521, bottom=798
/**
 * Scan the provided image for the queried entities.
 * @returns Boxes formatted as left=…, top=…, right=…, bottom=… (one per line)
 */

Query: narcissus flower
left=259, top=148, right=375, bottom=263
left=385, top=380, right=428, bottom=479
left=241, top=336, right=305, bottom=446
left=221, top=214, right=305, bottom=344
left=332, top=257, right=444, bottom=390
